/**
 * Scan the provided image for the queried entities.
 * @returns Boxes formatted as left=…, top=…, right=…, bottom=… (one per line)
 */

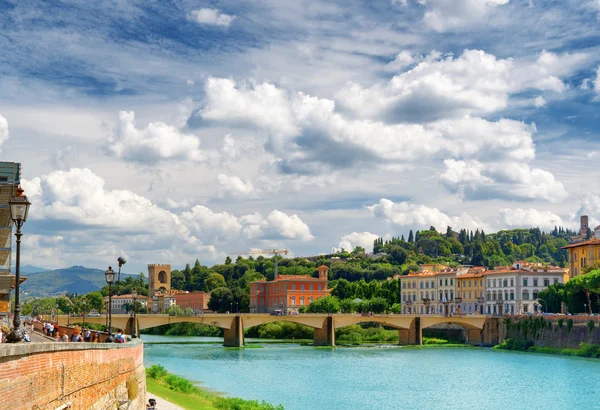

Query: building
left=433, top=270, right=457, bottom=315
left=0, top=162, right=23, bottom=316
left=110, top=294, right=150, bottom=314
left=151, top=293, right=177, bottom=313
left=148, top=264, right=171, bottom=297
left=174, top=291, right=209, bottom=313
left=484, top=266, right=565, bottom=315
left=456, top=268, right=486, bottom=315
left=562, top=239, right=600, bottom=277
left=401, top=271, right=444, bottom=314
left=249, top=265, right=330, bottom=313
left=419, top=263, right=449, bottom=273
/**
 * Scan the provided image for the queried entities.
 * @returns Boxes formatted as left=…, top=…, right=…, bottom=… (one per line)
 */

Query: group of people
left=41, top=321, right=127, bottom=344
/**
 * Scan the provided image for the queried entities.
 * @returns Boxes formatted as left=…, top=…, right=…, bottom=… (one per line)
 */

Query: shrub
left=146, top=365, right=168, bottom=380
left=567, top=319, right=573, bottom=333
left=423, top=337, right=448, bottom=345
left=557, top=318, right=564, bottom=329
left=212, top=397, right=284, bottom=410
left=493, top=338, right=533, bottom=351
left=164, top=374, right=195, bottom=394
left=588, top=320, right=595, bottom=333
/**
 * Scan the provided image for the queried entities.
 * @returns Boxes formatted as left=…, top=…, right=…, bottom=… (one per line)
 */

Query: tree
left=307, top=296, right=340, bottom=313
left=205, top=273, right=227, bottom=291
left=171, top=269, right=186, bottom=291
left=225, top=256, right=232, bottom=265
left=408, top=230, right=414, bottom=243
left=207, top=287, right=234, bottom=313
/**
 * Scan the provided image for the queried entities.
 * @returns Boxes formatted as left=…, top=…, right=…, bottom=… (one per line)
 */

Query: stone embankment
left=0, top=338, right=146, bottom=409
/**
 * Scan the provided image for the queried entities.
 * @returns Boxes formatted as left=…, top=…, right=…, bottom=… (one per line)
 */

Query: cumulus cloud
left=440, top=159, right=568, bottom=202
left=498, top=208, right=568, bottom=231
left=336, top=232, right=380, bottom=253
left=217, top=174, right=255, bottom=198
left=105, top=111, right=207, bottom=163
left=336, top=49, right=589, bottom=122
left=384, top=50, right=416, bottom=72
left=368, top=198, right=489, bottom=231
left=188, top=8, right=236, bottom=27
left=0, top=114, right=8, bottom=151
left=197, top=77, right=536, bottom=173
left=534, top=96, right=547, bottom=107
left=413, top=0, right=511, bottom=32
left=180, top=206, right=313, bottom=242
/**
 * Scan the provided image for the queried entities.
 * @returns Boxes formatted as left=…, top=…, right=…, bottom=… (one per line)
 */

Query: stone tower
left=581, top=215, right=589, bottom=236
left=148, top=264, right=171, bottom=297
left=318, top=265, right=329, bottom=281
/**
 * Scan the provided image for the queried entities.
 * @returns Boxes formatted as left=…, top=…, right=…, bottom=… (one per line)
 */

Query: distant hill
left=20, top=265, right=49, bottom=274
left=21, top=266, right=145, bottom=298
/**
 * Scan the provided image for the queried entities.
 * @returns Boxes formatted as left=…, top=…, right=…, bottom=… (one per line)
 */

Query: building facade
left=0, top=162, right=21, bottom=316
left=249, top=265, right=330, bottom=313
left=456, top=270, right=485, bottom=315
left=484, top=267, right=565, bottom=315
left=148, top=264, right=171, bottom=297
left=174, top=291, right=209, bottom=313
left=563, top=239, right=600, bottom=277
left=401, top=271, right=443, bottom=314
left=110, top=294, right=150, bottom=314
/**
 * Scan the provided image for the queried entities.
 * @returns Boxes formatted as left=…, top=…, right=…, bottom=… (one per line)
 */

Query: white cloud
left=180, top=206, right=314, bottom=242
left=198, top=77, right=537, bottom=173
left=105, top=111, right=207, bottom=163
left=414, top=0, right=511, bottom=32
left=534, top=96, right=547, bottom=107
left=440, top=159, right=568, bottom=202
left=385, top=50, right=416, bottom=72
left=498, top=208, right=568, bottom=231
left=188, top=8, right=236, bottom=27
left=368, top=198, right=489, bottom=231
left=0, top=114, right=8, bottom=151
left=337, top=49, right=589, bottom=122
left=594, top=66, right=600, bottom=96
left=217, top=174, right=255, bottom=198
left=336, top=232, right=380, bottom=253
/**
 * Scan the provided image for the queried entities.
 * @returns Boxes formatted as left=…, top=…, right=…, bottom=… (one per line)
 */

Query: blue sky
left=1, top=0, right=599, bottom=272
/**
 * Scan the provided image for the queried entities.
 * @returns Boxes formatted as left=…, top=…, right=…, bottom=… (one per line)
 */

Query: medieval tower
left=148, top=264, right=171, bottom=297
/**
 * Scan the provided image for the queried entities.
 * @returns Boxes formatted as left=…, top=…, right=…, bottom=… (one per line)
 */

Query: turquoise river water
left=143, top=335, right=600, bottom=410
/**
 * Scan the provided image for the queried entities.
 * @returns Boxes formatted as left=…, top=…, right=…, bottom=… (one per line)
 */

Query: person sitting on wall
left=114, top=329, right=125, bottom=343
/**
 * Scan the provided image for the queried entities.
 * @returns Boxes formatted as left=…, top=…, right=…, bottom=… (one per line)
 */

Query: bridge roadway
left=56, top=313, right=500, bottom=347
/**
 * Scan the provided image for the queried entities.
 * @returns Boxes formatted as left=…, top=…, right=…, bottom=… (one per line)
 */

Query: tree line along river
left=142, top=335, right=600, bottom=410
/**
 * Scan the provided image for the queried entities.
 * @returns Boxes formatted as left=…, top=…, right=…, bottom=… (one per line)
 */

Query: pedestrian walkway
left=145, top=392, right=184, bottom=410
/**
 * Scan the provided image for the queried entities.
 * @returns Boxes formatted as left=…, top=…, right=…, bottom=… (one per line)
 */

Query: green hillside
left=21, top=266, right=144, bottom=298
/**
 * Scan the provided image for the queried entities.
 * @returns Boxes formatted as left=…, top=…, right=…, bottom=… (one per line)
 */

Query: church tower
left=148, top=264, right=171, bottom=297
left=318, top=265, right=329, bottom=281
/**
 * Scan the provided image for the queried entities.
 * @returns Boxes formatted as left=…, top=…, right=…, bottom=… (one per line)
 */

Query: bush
left=146, top=365, right=168, bottom=380
left=567, top=319, right=573, bottom=333
left=557, top=318, right=563, bottom=329
left=213, top=397, right=284, bottom=410
left=423, top=337, right=449, bottom=345
left=164, top=374, right=195, bottom=394
left=493, top=338, right=534, bottom=351
left=588, top=320, right=595, bottom=333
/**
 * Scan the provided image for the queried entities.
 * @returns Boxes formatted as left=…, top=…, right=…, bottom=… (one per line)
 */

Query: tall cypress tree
left=408, top=230, right=414, bottom=243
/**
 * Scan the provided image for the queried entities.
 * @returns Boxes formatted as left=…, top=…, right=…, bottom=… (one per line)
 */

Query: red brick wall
left=0, top=340, right=145, bottom=410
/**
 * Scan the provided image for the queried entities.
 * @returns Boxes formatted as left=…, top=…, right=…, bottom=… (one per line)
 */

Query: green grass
left=146, top=378, right=216, bottom=410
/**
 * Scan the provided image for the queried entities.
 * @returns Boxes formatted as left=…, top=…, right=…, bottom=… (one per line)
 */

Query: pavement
left=145, top=392, right=184, bottom=410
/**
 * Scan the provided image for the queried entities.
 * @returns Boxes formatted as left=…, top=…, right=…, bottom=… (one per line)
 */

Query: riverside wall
left=501, top=315, right=600, bottom=349
left=0, top=339, right=146, bottom=410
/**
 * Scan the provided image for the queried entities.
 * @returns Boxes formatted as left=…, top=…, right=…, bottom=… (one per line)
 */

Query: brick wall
left=0, top=339, right=146, bottom=410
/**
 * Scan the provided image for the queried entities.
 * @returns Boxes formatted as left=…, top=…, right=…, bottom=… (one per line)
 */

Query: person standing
left=84, top=329, right=91, bottom=342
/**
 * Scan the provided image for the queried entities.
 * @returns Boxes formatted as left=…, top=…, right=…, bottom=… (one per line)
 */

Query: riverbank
left=146, top=365, right=284, bottom=410
left=494, top=338, right=600, bottom=358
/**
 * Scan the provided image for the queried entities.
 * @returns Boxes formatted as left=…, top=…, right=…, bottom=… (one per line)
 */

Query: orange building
left=174, top=291, right=209, bottom=313
left=249, top=265, right=330, bottom=313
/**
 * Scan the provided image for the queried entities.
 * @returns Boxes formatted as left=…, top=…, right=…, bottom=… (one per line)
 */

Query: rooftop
left=562, top=239, right=600, bottom=249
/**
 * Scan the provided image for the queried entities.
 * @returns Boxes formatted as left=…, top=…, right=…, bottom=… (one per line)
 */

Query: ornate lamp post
left=131, top=287, right=138, bottom=338
left=105, top=267, right=115, bottom=342
left=6, top=187, right=31, bottom=343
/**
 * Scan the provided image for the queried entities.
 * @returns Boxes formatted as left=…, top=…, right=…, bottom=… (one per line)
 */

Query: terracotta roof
left=484, top=268, right=563, bottom=275
left=562, top=239, right=600, bottom=249
left=274, top=274, right=325, bottom=281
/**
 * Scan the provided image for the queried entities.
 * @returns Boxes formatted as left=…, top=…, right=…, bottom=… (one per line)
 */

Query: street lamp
left=6, top=187, right=31, bottom=343
left=82, top=299, right=87, bottom=328
left=105, top=266, right=115, bottom=342
left=116, top=256, right=126, bottom=296
left=131, top=288, right=138, bottom=338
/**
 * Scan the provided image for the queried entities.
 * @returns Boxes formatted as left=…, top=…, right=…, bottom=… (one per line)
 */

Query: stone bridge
left=56, top=314, right=500, bottom=347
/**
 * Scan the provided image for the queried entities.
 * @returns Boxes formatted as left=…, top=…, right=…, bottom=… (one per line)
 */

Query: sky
left=1, top=0, right=600, bottom=273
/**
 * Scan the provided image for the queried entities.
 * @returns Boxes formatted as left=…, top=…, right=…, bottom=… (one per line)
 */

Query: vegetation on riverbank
left=494, top=338, right=600, bottom=358
left=146, top=365, right=284, bottom=410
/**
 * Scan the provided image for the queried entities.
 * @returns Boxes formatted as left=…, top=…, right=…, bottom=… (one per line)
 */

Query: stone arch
left=158, top=271, right=168, bottom=284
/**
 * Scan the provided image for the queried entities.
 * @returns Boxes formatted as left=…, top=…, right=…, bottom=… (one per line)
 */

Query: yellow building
left=456, top=270, right=485, bottom=315
left=562, top=239, right=600, bottom=277
left=419, top=264, right=449, bottom=273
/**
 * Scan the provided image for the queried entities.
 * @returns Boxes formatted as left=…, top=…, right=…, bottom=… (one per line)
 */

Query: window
left=420, top=291, right=424, bottom=300
left=440, top=279, right=443, bottom=286
left=493, top=279, right=497, bottom=287
left=402, top=282, right=406, bottom=289
left=492, top=292, right=496, bottom=301
left=522, top=290, right=529, bottom=300
left=450, top=291, right=454, bottom=300
left=439, top=292, right=443, bottom=300
left=426, top=281, right=429, bottom=289
left=498, top=292, right=502, bottom=301
left=533, top=279, right=538, bottom=287
left=487, top=280, right=491, bottom=288
left=431, top=281, right=434, bottom=288
left=543, top=279, right=549, bottom=287
left=291, top=296, right=296, bottom=305
left=463, top=291, right=466, bottom=299
left=533, top=290, right=538, bottom=299
left=480, top=280, right=483, bottom=287
left=420, top=282, right=424, bottom=289
left=510, top=291, right=514, bottom=300
left=450, top=279, right=454, bottom=286
left=420, top=306, right=424, bottom=314
left=510, top=279, right=514, bottom=287
left=523, top=278, right=528, bottom=287
left=412, top=294, right=416, bottom=302
left=458, top=281, right=461, bottom=288
left=301, top=284, right=305, bottom=291
left=468, top=292, right=472, bottom=299
left=309, top=284, right=313, bottom=291
left=300, top=297, right=305, bottom=305
left=403, top=294, right=406, bottom=302
left=553, top=278, right=558, bottom=285
left=469, top=280, right=472, bottom=287
left=523, top=304, right=529, bottom=313
left=445, top=279, right=448, bottom=286
left=309, top=296, right=314, bottom=303
left=487, top=305, right=491, bottom=314
left=292, top=284, right=296, bottom=291
left=503, top=279, right=508, bottom=287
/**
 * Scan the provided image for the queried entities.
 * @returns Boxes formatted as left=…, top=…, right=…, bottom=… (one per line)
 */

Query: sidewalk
left=145, top=392, right=184, bottom=410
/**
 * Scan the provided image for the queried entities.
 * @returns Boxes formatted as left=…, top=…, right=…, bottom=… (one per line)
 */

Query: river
left=143, top=335, right=600, bottom=410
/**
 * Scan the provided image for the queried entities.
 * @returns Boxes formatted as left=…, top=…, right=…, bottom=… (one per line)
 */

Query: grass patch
left=146, top=365, right=284, bottom=410
left=494, top=338, right=600, bottom=359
